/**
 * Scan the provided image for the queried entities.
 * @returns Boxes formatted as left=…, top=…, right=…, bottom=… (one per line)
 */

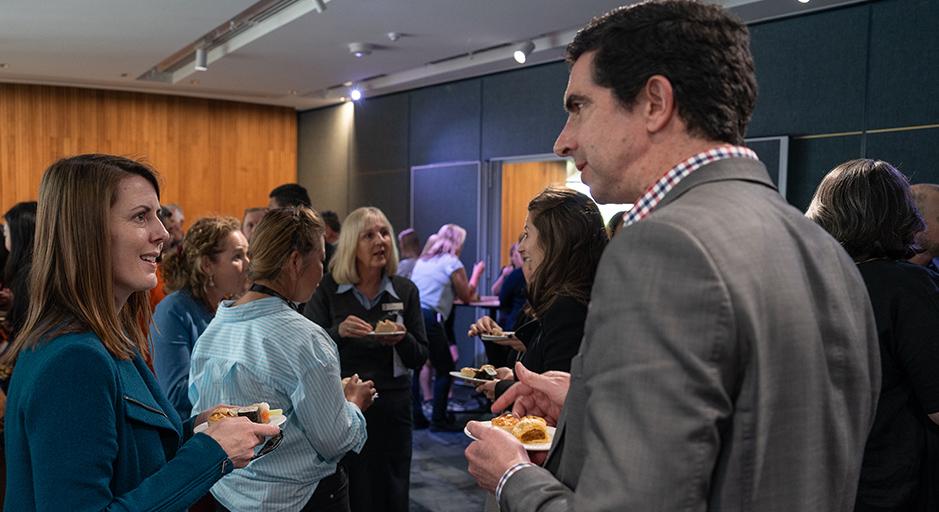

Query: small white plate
left=464, top=420, right=555, bottom=451
left=449, top=370, right=496, bottom=384
left=194, top=413, right=287, bottom=434
left=480, top=332, right=515, bottom=342
left=367, top=331, right=400, bottom=337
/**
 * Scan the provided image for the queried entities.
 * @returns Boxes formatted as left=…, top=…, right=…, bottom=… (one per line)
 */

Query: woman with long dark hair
left=469, top=186, right=609, bottom=400
left=2, top=201, right=37, bottom=342
left=807, top=159, right=939, bottom=511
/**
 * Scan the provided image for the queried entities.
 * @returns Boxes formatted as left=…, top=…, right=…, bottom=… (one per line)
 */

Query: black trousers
left=342, top=387, right=413, bottom=512
left=214, top=466, right=349, bottom=512
left=422, top=308, right=454, bottom=424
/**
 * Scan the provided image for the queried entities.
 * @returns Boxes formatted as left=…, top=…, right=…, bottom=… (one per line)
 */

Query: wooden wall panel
left=0, top=84, right=296, bottom=227
left=500, top=161, right=567, bottom=266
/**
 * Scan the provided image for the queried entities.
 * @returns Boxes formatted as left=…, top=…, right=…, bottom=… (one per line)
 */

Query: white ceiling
left=0, top=0, right=867, bottom=110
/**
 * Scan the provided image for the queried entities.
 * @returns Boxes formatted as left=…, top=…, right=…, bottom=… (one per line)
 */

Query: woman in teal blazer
left=2, top=155, right=278, bottom=511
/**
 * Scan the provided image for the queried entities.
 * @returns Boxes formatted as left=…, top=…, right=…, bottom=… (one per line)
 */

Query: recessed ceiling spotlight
left=387, top=32, right=402, bottom=42
left=195, top=48, right=208, bottom=71
left=350, top=87, right=363, bottom=101
left=348, top=42, right=373, bottom=58
left=513, top=41, right=535, bottom=64
left=798, top=0, right=810, bottom=3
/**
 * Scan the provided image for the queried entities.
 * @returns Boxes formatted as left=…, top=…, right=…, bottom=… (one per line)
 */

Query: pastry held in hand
left=512, top=416, right=549, bottom=443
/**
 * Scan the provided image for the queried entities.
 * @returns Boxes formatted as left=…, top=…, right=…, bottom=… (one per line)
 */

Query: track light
left=312, top=0, right=327, bottom=12
left=513, top=41, right=535, bottom=64
left=350, top=87, right=363, bottom=101
left=348, top=42, right=373, bottom=58
left=194, top=48, right=208, bottom=71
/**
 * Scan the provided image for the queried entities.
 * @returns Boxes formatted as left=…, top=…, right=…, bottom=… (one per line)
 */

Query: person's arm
left=452, top=267, right=479, bottom=303
left=501, top=221, right=735, bottom=511
left=303, top=283, right=342, bottom=342
left=24, top=343, right=232, bottom=511
left=391, top=280, right=430, bottom=368
left=893, top=269, right=939, bottom=426
left=291, top=331, right=368, bottom=461
left=492, top=265, right=513, bottom=295
left=150, top=302, right=196, bottom=418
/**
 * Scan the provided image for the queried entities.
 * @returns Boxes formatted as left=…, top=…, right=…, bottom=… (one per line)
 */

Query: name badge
left=382, top=302, right=404, bottom=312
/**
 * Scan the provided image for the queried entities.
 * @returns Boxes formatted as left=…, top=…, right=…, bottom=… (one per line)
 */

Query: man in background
left=241, top=207, right=267, bottom=242
left=464, top=2, right=880, bottom=510
left=911, top=183, right=939, bottom=271
left=268, top=183, right=312, bottom=209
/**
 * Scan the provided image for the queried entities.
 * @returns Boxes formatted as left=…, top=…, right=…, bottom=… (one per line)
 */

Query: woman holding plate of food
left=189, top=206, right=375, bottom=512
left=467, top=186, right=608, bottom=400
left=2, top=154, right=277, bottom=511
left=304, top=206, right=429, bottom=512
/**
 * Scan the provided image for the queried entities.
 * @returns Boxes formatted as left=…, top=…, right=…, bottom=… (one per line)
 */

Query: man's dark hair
left=269, top=183, right=311, bottom=208
left=806, top=159, right=925, bottom=261
left=567, top=0, right=757, bottom=145
left=321, top=210, right=341, bottom=233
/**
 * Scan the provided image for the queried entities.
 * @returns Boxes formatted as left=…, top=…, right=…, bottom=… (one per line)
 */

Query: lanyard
left=249, top=283, right=296, bottom=309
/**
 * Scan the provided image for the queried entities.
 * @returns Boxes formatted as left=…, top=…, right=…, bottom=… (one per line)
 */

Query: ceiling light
left=798, top=0, right=810, bottom=3
left=349, top=42, right=373, bottom=58
left=194, top=48, right=208, bottom=71
left=513, top=41, right=535, bottom=64
left=387, top=32, right=402, bottom=42
left=350, top=88, right=363, bottom=101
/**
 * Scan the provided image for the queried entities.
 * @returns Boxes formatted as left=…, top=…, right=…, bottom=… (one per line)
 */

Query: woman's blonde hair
left=330, top=207, right=398, bottom=284
left=162, top=216, right=241, bottom=307
left=1, top=154, right=160, bottom=366
left=419, top=223, right=466, bottom=259
left=248, top=207, right=324, bottom=282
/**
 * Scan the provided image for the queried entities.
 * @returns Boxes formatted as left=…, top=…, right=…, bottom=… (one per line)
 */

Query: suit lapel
left=117, top=355, right=183, bottom=437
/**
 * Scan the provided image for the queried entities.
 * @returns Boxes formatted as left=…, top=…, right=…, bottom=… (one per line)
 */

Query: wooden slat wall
left=0, top=84, right=296, bottom=225
left=499, top=161, right=567, bottom=266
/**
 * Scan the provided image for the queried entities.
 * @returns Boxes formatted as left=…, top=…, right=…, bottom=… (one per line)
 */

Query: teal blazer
left=4, top=332, right=233, bottom=511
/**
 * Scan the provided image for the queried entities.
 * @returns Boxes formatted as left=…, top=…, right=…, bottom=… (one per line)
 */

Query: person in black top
left=808, top=159, right=939, bottom=511
left=304, top=206, right=429, bottom=512
left=468, top=187, right=608, bottom=400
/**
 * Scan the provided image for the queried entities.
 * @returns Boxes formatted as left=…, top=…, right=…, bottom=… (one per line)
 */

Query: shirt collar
left=337, top=274, right=399, bottom=300
left=623, top=145, right=758, bottom=228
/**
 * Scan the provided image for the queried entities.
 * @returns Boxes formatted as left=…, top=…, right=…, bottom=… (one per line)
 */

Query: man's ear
left=643, top=74, right=676, bottom=133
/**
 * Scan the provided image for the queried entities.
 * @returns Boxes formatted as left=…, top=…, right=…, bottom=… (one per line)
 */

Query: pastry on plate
left=512, top=416, right=549, bottom=443
left=374, top=319, right=397, bottom=333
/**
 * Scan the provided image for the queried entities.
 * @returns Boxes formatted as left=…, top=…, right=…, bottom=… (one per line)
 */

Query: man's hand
left=465, top=421, right=530, bottom=492
left=492, top=363, right=570, bottom=426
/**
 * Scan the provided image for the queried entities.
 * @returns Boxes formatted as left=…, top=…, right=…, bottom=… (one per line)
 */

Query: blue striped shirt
left=189, top=296, right=367, bottom=511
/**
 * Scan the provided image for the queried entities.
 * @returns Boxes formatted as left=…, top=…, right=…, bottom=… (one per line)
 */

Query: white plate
left=464, top=420, right=555, bottom=451
left=367, top=331, right=400, bottom=337
left=194, top=413, right=287, bottom=434
left=480, top=332, right=514, bottom=342
left=449, top=370, right=496, bottom=384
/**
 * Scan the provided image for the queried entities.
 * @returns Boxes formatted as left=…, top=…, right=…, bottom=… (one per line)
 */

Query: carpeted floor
left=409, top=383, right=493, bottom=511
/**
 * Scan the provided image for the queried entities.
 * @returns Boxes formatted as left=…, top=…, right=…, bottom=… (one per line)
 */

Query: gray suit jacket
left=500, top=157, right=880, bottom=511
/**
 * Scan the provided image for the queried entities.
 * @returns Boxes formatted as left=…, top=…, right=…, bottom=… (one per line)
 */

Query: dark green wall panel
left=865, top=128, right=939, bottom=184
left=409, top=79, right=482, bottom=166
left=788, top=136, right=864, bottom=211
left=352, top=93, right=409, bottom=174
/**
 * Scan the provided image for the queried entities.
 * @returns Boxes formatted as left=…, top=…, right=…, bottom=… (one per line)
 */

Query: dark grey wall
left=298, top=0, right=939, bottom=220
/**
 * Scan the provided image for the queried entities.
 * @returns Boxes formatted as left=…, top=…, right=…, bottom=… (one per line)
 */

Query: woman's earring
left=208, top=274, right=215, bottom=288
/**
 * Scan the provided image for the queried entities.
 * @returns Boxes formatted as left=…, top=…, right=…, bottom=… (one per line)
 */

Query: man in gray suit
left=464, top=1, right=881, bottom=510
